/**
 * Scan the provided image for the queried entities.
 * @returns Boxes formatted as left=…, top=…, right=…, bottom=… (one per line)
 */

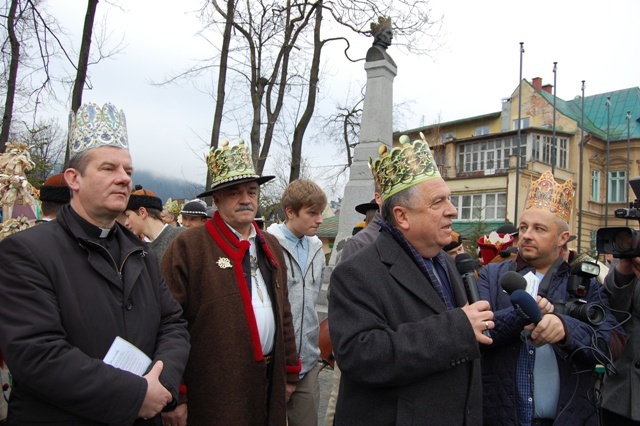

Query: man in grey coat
left=329, top=135, right=493, bottom=425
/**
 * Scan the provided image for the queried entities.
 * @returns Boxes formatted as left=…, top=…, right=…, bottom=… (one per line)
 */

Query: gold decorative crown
left=199, top=139, right=274, bottom=197
left=163, top=197, right=182, bottom=216
left=68, top=103, right=128, bottom=158
left=525, top=171, right=574, bottom=222
left=369, top=133, right=441, bottom=201
left=370, top=16, right=392, bottom=35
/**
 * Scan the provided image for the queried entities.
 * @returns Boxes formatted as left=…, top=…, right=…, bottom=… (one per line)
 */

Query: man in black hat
left=179, top=199, right=208, bottom=228
left=342, top=197, right=383, bottom=262
left=124, top=186, right=184, bottom=259
left=161, top=140, right=300, bottom=425
left=38, top=173, right=71, bottom=221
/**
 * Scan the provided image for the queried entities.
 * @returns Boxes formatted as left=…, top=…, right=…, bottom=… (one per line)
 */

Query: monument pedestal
left=329, top=59, right=397, bottom=265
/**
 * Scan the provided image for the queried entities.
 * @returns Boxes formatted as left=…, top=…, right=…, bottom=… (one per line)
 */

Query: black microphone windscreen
left=510, top=289, right=542, bottom=324
left=499, top=271, right=527, bottom=295
left=455, top=253, right=477, bottom=275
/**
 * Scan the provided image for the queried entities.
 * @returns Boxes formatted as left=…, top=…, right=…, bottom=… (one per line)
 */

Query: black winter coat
left=0, top=205, right=190, bottom=425
left=478, top=257, right=617, bottom=425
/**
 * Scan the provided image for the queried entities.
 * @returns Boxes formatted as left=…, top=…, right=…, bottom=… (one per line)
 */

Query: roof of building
left=316, top=215, right=339, bottom=238
left=539, top=85, right=640, bottom=141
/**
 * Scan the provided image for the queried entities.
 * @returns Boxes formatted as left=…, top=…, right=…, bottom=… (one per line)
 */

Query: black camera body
left=597, top=177, right=640, bottom=258
left=553, top=260, right=606, bottom=326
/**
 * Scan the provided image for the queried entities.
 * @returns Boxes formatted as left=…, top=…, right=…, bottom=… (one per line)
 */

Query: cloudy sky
left=44, top=0, right=640, bottom=198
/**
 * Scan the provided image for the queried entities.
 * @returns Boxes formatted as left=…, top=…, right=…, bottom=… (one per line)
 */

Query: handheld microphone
left=510, top=289, right=542, bottom=324
left=455, top=253, right=481, bottom=303
left=455, top=253, right=490, bottom=337
left=499, top=271, right=528, bottom=295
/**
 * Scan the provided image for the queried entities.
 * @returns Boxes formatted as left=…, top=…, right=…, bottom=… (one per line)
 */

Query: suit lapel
left=376, top=232, right=447, bottom=313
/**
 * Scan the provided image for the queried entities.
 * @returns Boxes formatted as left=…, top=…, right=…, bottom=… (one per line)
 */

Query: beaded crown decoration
left=369, top=133, right=441, bottom=201
left=68, top=103, right=128, bottom=158
left=524, top=171, right=574, bottom=222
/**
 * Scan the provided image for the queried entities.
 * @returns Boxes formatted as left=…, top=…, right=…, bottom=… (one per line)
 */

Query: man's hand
left=285, top=383, right=296, bottom=403
left=536, top=296, right=555, bottom=315
left=161, top=402, right=187, bottom=426
left=138, top=361, right=172, bottom=419
left=616, top=257, right=640, bottom=278
left=461, top=300, right=494, bottom=345
left=530, top=314, right=565, bottom=346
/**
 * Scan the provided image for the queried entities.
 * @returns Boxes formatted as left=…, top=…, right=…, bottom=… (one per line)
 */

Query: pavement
left=317, top=363, right=334, bottom=425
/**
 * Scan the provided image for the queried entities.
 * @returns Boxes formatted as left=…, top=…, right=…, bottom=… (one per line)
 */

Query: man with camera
left=600, top=252, right=640, bottom=424
left=478, top=171, right=618, bottom=426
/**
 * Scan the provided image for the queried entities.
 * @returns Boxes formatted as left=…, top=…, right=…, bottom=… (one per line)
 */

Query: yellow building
left=398, top=78, right=640, bottom=255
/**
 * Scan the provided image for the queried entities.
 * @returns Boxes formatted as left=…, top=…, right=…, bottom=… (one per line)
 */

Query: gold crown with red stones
left=525, top=171, right=574, bottom=222
left=369, top=133, right=441, bottom=201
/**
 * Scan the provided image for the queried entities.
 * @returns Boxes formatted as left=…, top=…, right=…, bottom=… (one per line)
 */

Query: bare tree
left=63, top=0, right=99, bottom=167
left=164, top=0, right=439, bottom=189
left=0, top=0, right=20, bottom=153
left=20, top=118, right=64, bottom=187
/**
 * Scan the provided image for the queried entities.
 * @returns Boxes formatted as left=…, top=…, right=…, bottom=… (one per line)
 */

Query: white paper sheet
left=103, top=336, right=152, bottom=376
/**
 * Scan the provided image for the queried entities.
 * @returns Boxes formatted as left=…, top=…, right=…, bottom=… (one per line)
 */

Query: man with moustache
left=161, top=140, right=300, bottom=425
left=328, top=134, right=493, bottom=425
left=0, top=103, right=190, bottom=425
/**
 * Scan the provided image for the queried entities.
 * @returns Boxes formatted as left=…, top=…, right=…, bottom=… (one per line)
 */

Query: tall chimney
left=532, top=77, right=542, bottom=91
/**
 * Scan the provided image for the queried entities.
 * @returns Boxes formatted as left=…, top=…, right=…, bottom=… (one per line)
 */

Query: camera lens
left=614, top=229, right=634, bottom=253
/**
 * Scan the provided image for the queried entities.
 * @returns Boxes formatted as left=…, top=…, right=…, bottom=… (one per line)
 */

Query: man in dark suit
left=328, top=134, right=493, bottom=426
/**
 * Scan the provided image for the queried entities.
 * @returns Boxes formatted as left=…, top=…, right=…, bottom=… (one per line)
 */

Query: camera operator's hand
left=615, top=257, right=640, bottom=278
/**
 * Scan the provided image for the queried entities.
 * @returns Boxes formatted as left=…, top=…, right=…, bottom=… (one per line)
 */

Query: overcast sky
left=45, top=0, right=640, bottom=198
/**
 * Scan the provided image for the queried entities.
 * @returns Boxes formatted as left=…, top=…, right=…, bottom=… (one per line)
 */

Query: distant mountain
left=131, top=170, right=206, bottom=203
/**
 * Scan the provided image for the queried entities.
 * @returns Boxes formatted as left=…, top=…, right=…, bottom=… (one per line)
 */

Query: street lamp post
left=628, top=110, right=632, bottom=227
left=551, top=62, right=557, bottom=175
left=605, top=96, right=611, bottom=229
left=578, top=81, right=585, bottom=252
left=514, top=42, right=524, bottom=225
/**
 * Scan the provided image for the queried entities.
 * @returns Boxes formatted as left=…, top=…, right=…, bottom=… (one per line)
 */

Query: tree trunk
left=289, top=1, right=322, bottom=182
left=64, top=0, right=99, bottom=166
left=205, top=0, right=235, bottom=195
left=0, top=0, right=21, bottom=154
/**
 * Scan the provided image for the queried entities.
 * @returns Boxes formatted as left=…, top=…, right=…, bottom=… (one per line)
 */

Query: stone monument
left=329, top=16, right=397, bottom=265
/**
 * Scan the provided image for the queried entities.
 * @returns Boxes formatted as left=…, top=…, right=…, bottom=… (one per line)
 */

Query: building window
left=513, top=117, right=530, bottom=130
left=450, top=193, right=507, bottom=221
left=591, top=170, right=600, bottom=202
left=475, top=125, right=490, bottom=136
left=531, top=134, right=568, bottom=169
left=608, top=170, right=627, bottom=203
left=457, top=138, right=519, bottom=174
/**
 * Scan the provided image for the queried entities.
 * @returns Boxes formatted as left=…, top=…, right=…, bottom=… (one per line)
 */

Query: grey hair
left=381, top=185, right=419, bottom=227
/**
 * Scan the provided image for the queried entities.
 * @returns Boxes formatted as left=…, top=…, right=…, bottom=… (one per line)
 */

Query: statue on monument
left=366, top=16, right=396, bottom=67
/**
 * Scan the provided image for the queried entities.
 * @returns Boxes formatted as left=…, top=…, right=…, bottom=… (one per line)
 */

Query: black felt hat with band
left=126, top=185, right=163, bottom=211
left=355, top=199, right=378, bottom=215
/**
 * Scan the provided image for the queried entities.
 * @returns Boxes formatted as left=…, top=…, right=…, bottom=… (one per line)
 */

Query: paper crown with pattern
left=197, top=139, right=274, bottom=197
left=524, top=171, right=574, bottom=222
left=369, top=133, right=441, bottom=201
left=163, top=197, right=182, bottom=217
left=68, top=103, right=128, bottom=158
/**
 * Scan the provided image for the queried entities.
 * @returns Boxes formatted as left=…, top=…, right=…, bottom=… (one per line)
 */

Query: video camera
left=553, top=260, right=606, bottom=326
left=596, top=177, right=640, bottom=258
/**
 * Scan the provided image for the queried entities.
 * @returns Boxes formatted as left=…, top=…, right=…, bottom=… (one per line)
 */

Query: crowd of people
left=0, top=103, right=638, bottom=426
